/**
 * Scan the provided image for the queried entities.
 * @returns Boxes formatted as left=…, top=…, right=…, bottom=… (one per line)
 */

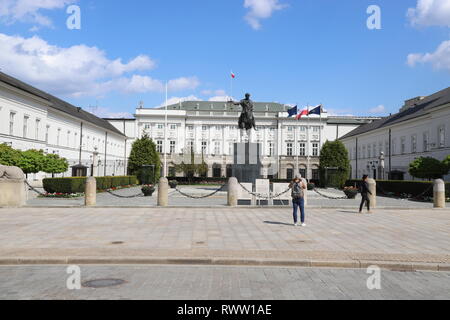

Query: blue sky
left=0, top=0, right=449, bottom=118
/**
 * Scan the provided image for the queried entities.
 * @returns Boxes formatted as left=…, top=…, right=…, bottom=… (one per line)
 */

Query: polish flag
left=231, top=71, right=235, bottom=79
left=296, top=109, right=309, bottom=120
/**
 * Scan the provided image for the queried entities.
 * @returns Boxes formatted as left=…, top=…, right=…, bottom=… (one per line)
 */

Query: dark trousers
left=293, top=198, right=305, bottom=224
left=359, top=193, right=370, bottom=212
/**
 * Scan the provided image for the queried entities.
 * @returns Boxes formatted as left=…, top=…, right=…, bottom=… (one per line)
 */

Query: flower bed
left=39, top=193, right=84, bottom=199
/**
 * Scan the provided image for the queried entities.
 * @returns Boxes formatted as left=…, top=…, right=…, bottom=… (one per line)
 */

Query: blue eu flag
left=287, top=106, right=298, bottom=118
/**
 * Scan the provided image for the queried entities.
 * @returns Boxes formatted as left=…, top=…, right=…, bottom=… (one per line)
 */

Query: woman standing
left=289, top=175, right=307, bottom=227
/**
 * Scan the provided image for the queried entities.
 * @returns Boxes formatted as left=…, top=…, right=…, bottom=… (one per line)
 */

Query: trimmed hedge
left=345, top=179, right=450, bottom=198
left=43, top=175, right=137, bottom=194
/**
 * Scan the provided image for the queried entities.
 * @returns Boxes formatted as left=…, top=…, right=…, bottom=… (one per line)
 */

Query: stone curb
left=0, top=257, right=447, bottom=272
left=17, top=206, right=447, bottom=210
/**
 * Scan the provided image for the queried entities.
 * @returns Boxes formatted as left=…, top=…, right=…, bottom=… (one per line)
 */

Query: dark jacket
left=360, top=181, right=372, bottom=195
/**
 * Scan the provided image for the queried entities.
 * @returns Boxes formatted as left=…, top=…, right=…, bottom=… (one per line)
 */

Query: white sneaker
left=301, top=223, right=306, bottom=227
left=294, top=223, right=298, bottom=226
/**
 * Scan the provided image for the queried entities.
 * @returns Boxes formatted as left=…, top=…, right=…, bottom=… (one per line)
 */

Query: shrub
left=43, top=175, right=137, bottom=194
left=409, top=157, right=448, bottom=180
left=127, top=133, right=161, bottom=183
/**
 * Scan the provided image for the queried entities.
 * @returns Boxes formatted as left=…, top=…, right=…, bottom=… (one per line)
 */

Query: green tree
left=0, top=143, right=21, bottom=166
left=443, top=155, right=450, bottom=175
left=319, top=140, right=350, bottom=188
left=409, top=157, right=448, bottom=180
left=43, top=154, right=69, bottom=178
left=127, top=133, right=161, bottom=184
left=17, top=149, right=46, bottom=177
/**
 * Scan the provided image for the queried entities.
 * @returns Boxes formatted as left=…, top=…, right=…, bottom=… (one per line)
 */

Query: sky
left=0, top=0, right=449, bottom=118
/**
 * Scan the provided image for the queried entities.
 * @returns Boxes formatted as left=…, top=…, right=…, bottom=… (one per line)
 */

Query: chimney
left=400, top=96, right=425, bottom=112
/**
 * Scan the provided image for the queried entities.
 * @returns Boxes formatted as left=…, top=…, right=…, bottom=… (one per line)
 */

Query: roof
left=0, top=72, right=125, bottom=137
left=340, top=86, right=450, bottom=140
left=153, top=100, right=289, bottom=113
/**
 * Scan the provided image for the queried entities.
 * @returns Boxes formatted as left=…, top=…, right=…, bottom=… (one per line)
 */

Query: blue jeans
left=292, top=198, right=305, bottom=224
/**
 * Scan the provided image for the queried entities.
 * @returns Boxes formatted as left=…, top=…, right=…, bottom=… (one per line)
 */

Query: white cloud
left=407, top=0, right=450, bottom=27
left=0, top=0, right=77, bottom=27
left=208, top=96, right=232, bottom=102
left=407, top=40, right=450, bottom=72
left=86, top=107, right=133, bottom=119
left=244, top=0, right=287, bottom=30
left=158, top=95, right=201, bottom=107
left=369, top=105, right=386, bottom=114
left=0, top=33, right=200, bottom=97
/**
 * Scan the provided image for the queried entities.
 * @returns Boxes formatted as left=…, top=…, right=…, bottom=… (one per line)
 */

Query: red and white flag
left=296, top=109, right=309, bottom=120
left=231, top=71, right=235, bottom=79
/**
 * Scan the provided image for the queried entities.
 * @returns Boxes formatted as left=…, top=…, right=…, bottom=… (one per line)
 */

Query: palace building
left=340, top=86, right=450, bottom=181
left=107, top=101, right=376, bottom=180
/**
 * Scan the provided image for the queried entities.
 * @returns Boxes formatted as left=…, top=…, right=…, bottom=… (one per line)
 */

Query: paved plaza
left=25, top=186, right=441, bottom=209
left=0, top=206, right=449, bottom=269
left=0, top=265, right=448, bottom=300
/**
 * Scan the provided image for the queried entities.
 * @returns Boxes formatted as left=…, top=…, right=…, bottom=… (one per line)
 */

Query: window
left=299, top=143, right=306, bottom=156
left=170, top=124, right=177, bottom=130
left=23, top=116, right=29, bottom=138
left=186, top=140, right=194, bottom=153
left=392, top=138, right=397, bottom=155
left=187, top=125, right=194, bottom=131
left=300, top=126, right=307, bottom=132
left=373, top=143, right=377, bottom=158
left=438, top=126, right=445, bottom=148
left=312, top=168, right=319, bottom=180
left=268, top=142, right=274, bottom=157
left=9, top=112, right=15, bottom=135
left=287, top=126, right=294, bottom=132
left=214, top=141, right=221, bottom=155
left=144, top=124, right=151, bottom=130
left=35, top=119, right=40, bottom=140
left=401, top=137, right=406, bottom=154
left=202, top=125, right=208, bottom=131
left=215, top=126, right=221, bottom=131
left=384, top=141, right=389, bottom=156
left=57, top=129, right=61, bottom=146
left=362, top=146, right=366, bottom=158
left=368, top=145, right=371, bottom=158
left=312, top=143, right=319, bottom=156
left=287, top=143, right=293, bottom=156
left=423, top=132, right=429, bottom=152
left=74, top=132, right=78, bottom=147
left=170, top=141, right=176, bottom=154
left=156, top=140, right=163, bottom=153
left=67, top=131, right=71, bottom=147
left=411, top=135, right=417, bottom=153
left=46, top=125, right=50, bottom=143
left=313, top=126, right=320, bottom=133
left=157, top=124, right=164, bottom=130
left=201, top=141, right=208, bottom=153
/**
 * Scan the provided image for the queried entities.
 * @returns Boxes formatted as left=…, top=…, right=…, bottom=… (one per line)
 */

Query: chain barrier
left=105, top=189, right=144, bottom=198
left=174, top=184, right=227, bottom=199
left=313, top=188, right=349, bottom=200
left=238, top=183, right=291, bottom=200
left=25, top=180, right=47, bottom=196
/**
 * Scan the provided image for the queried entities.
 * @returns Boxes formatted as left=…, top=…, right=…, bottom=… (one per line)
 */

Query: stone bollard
left=85, top=177, right=97, bottom=207
left=433, top=179, right=446, bottom=209
left=228, top=177, right=238, bottom=207
left=158, top=177, right=169, bottom=207
left=367, top=178, right=377, bottom=209
left=0, top=165, right=26, bottom=208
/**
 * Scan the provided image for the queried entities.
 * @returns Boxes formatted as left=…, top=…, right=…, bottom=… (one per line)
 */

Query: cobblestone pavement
left=0, top=207, right=449, bottom=265
left=0, top=265, right=448, bottom=300
left=26, top=186, right=441, bottom=208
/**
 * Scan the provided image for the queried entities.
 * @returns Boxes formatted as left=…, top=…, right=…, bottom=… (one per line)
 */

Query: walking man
left=289, top=175, right=307, bottom=226
left=359, top=175, right=372, bottom=213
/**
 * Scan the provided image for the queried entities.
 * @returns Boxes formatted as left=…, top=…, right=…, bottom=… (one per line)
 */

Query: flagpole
left=307, top=103, right=310, bottom=181
left=296, top=102, right=299, bottom=177
left=230, top=71, right=233, bottom=101
left=164, top=82, right=168, bottom=177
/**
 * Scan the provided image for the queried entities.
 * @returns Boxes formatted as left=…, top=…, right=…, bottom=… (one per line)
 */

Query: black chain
left=174, top=185, right=227, bottom=199
left=25, top=180, right=47, bottom=196
left=313, top=188, right=349, bottom=200
left=105, top=189, right=144, bottom=198
left=376, top=184, right=434, bottom=200
left=238, top=183, right=291, bottom=200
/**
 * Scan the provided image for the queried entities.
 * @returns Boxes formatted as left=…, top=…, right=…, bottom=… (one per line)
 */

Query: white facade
left=108, top=103, right=376, bottom=180
left=0, top=76, right=128, bottom=180
left=341, top=91, right=450, bottom=181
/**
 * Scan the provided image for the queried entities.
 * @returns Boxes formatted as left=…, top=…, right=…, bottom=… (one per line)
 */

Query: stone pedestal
left=434, top=179, right=445, bottom=209
left=0, top=180, right=26, bottom=207
left=158, top=177, right=169, bottom=207
left=367, top=178, right=377, bottom=209
left=231, top=143, right=262, bottom=184
left=85, top=177, right=97, bottom=207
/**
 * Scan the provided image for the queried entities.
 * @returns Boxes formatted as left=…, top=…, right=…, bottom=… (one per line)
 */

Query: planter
left=344, top=189, right=358, bottom=199
left=141, top=186, right=155, bottom=197
left=307, top=183, right=315, bottom=191
left=169, top=181, right=178, bottom=189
